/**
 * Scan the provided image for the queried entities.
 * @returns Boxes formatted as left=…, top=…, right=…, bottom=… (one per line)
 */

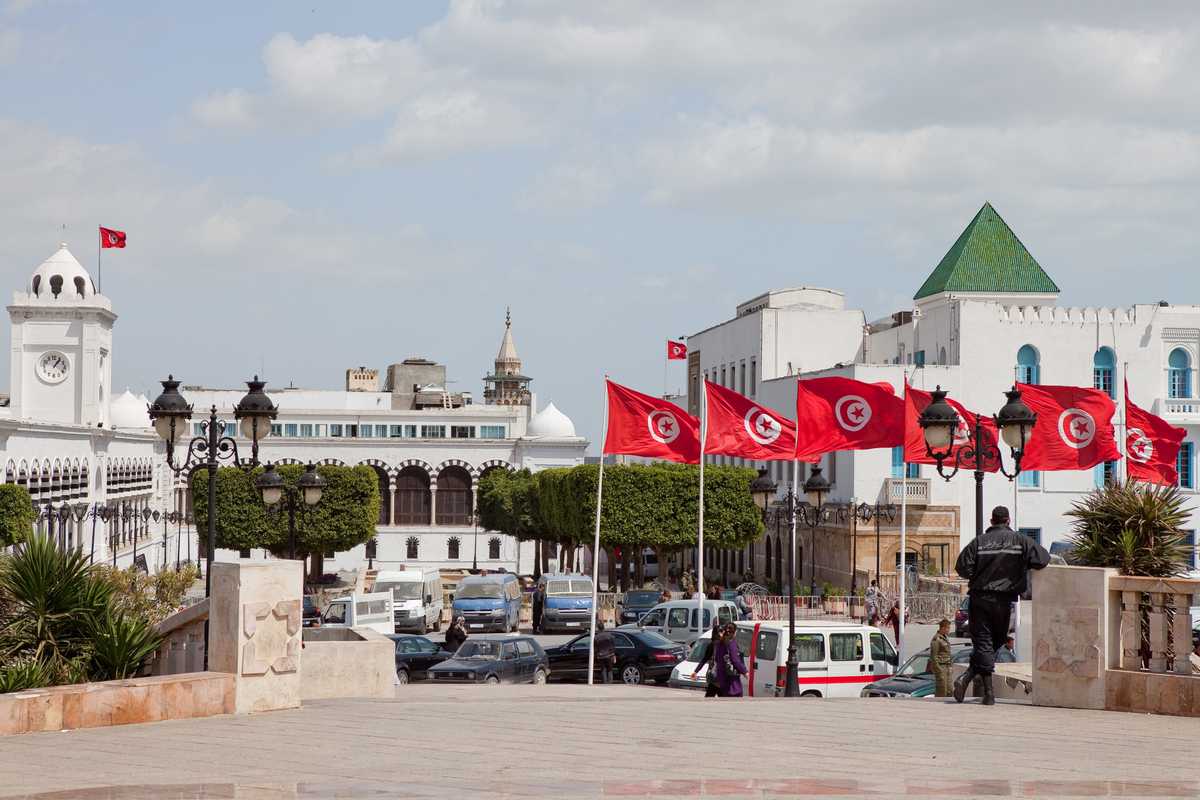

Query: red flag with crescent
left=794, top=376, right=904, bottom=459
left=99, top=226, right=126, bottom=248
left=604, top=380, right=700, bottom=463
left=667, top=341, right=688, bottom=360
left=1017, top=383, right=1120, bottom=471
left=903, top=383, right=1000, bottom=472
left=1124, top=380, right=1185, bottom=486
left=704, top=380, right=797, bottom=460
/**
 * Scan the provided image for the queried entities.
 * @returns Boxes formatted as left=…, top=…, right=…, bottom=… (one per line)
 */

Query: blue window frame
left=479, top=424, right=506, bottom=438
left=914, top=350, right=925, bottom=368
left=1184, top=531, right=1197, bottom=570
left=390, top=425, right=403, bottom=438
left=1093, top=347, right=1115, bottom=398
left=1018, top=528, right=1042, bottom=546
left=1018, top=470, right=1040, bottom=488
left=283, top=423, right=297, bottom=437
left=890, top=447, right=919, bottom=479
left=330, top=424, right=343, bottom=437
left=1178, top=442, right=1194, bottom=489
left=1016, top=345, right=1040, bottom=385
left=1094, top=460, right=1116, bottom=488
left=1169, top=348, right=1191, bottom=399
left=359, top=425, right=373, bottom=438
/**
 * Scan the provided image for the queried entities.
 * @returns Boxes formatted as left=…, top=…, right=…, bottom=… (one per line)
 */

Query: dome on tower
left=29, top=244, right=97, bottom=300
left=110, top=389, right=152, bottom=430
left=526, top=402, right=577, bottom=438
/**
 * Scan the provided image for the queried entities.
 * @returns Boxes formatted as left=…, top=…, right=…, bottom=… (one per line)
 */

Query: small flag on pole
left=667, top=340, right=687, bottom=360
left=99, top=227, right=126, bottom=248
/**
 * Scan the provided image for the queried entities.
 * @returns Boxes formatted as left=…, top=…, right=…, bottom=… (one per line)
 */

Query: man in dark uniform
left=954, top=505, right=1049, bottom=705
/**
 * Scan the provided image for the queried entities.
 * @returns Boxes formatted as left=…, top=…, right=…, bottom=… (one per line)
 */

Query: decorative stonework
left=240, top=599, right=302, bottom=676
left=1035, top=606, right=1101, bottom=679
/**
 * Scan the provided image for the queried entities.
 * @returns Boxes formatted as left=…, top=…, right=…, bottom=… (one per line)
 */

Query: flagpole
left=663, top=348, right=669, bottom=399
left=696, top=381, right=707, bottom=638
left=1121, top=362, right=1130, bottom=483
left=97, top=231, right=102, bottom=293
left=587, top=377, right=610, bottom=687
left=898, top=378, right=908, bottom=652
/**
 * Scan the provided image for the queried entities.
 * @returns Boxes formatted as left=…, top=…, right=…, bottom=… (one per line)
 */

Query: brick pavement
left=0, top=685, right=1196, bottom=799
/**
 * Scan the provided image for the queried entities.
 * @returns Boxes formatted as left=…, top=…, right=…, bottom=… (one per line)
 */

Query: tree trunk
left=620, top=549, right=631, bottom=592
left=606, top=547, right=617, bottom=591
left=533, top=540, right=542, bottom=580
left=310, top=552, right=324, bottom=582
left=634, top=546, right=645, bottom=587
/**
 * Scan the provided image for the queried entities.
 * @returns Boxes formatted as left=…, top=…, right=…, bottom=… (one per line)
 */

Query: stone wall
left=0, top=673, right=233, bottom=736
left=1031, top=565, right=1115, bottom=711
left=300, top=627, right=395, bottom=701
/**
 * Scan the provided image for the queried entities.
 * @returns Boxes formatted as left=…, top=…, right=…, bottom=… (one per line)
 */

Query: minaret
left=483, top=307, right=531, bottom=405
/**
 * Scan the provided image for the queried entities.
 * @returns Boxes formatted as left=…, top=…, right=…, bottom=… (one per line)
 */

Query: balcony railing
left=1156, top=398, right=1200, bottom=417
left=1111, top=575, right=1199, bottom=675
left=883, top=477, right=930, bottom=506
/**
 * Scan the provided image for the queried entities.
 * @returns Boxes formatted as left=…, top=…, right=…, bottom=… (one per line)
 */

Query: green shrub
left=1065, top=481, right=1191, bottom=577
left=0, top=484, right=36, bottom=547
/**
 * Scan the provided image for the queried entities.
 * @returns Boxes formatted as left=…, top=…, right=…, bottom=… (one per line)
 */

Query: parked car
left=537, top=573, right=594, bottom=633
left=669, top=620, right=897, bottom=697
left=544, top=630, right=686, bottom=685
left=617, top=590, right=662, bottom=625
left=302, top=595, right=321, bottom=628
left=860, top=644, right=973, bottom=698
left=954, top=596, right=969, bottom=639
left=374, top=569, right=443, bottom=634
left=387, top=634, right=454, bottom=684
left=427, top=636, right=549, bottom=684
left=320, top=591, right=395, bottom=635
left=619, top=599, right=739, bottom=646
left=452, top=573, right=522, bottom=633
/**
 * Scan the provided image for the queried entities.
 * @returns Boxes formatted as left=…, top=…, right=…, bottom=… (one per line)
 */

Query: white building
left=687, top=203, right=1200, bottom=585
left=178, top=314, right=588, bottom=574
left=2, top=245, right=171, bottom=570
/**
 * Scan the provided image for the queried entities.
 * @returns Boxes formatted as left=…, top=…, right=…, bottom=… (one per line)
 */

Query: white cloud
left=191, top=89, right=258, bottom=131
left=519, top=162, right=613, bottom=213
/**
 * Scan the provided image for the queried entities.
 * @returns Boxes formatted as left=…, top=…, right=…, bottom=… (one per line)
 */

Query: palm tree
left=1064, top=481, right=1191, bottom=577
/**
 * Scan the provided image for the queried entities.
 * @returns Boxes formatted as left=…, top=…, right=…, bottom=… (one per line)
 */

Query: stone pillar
left=1031, top=565, right=1116, bottom=712
left=386, top=480, right=396, bottom=526
left=209, top=560, right=304, bottom=714
left=429, top=486, right=437, bottom=526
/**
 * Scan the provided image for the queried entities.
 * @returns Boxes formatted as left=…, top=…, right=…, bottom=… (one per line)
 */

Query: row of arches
left=1016, top=343, right=1194, bottom=400
left=271, top=457, right=514, bottom=484
left=7, top=457, right=91, bottom=503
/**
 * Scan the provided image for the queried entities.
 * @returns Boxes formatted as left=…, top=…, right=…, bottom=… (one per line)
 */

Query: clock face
left=36, top=351, right=70, bottom=384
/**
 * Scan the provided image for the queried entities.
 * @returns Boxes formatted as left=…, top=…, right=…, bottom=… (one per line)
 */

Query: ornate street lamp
left=755, top=468, right=804, bottom=699
left=919, top=385, right=1036, bottom=538
left=256, top=463, right=326, bottom=560
left=148, top=374, right=277, bottom=669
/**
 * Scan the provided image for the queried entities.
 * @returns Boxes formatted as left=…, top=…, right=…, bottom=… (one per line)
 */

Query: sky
left=3, top=1, right=1200, bottom=451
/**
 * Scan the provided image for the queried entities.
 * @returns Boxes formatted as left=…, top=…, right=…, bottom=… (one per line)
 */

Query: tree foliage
left=0, top=484, right=36, bottom=547
left=1065, top=481, right=1192, bottom=577
left=484, top=463, right=762, bottom=551
left=191, top=464, right=379, bottom=557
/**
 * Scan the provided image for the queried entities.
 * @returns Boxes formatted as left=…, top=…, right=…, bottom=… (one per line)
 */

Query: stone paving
left=1, top=685, right=1197, bottom=799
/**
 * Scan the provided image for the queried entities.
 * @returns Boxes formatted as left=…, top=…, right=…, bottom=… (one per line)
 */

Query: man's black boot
left=953, top=667, right=976, bottom=703
left=981, top=673, right=995, bottom=705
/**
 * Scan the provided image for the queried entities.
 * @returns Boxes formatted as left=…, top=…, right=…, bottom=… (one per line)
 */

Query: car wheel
left=418, top=619, right=427, bottom=635
left=484, top=675, right=501, bottom=685
left=433, top=617, right=441, bottom=632
left=396, top=669, right=410, bottom=685
left=533, top=668, right=548, bottom=685
left=511, top=617, right=519, bottom=633
left=621, top=664, right=644, bottom=685
left=801, top=690, right=822, bottom=698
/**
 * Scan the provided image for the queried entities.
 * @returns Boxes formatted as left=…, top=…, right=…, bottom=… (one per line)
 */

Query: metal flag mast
left=898, top=373, right=909, bottom=650
left=696, top=381, right=707, bottom=640
left=587, top=377, right=610, bottom=686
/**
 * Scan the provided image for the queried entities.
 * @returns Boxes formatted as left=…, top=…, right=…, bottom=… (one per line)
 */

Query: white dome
left=29, top=244, right=97, bottom=300
left=527, top=402, right=577, bottom=438
left=110, top=389, right=151, bottom=430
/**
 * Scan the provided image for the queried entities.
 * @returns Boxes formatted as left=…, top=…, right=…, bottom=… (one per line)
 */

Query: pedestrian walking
left=881, top=600, right=902, bottom=648
left=954, top=505, right=1049, bottom=705
left=445, top=616, right=468, bottom=652
left=531, top=584, right=544, bottom=634
left=594, top=621, right=616, bottom=684
left=713, top=622, right=748, bottom=697
left=699, top=621, right=723, bottom=697
left=930, top=618, right=953, bottom=698
left=865, top=580, right=884, bottom=626
left=734, top=589, right=753, bottom=621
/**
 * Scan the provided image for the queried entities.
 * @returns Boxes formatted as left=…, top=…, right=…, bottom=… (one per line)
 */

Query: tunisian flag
left=794, top=376, right=903, bottom=459
left=667, top=340, right=688, bottom=360
left=704, top=380, right=796, bottom=460
left=903, top=383, right=1000, bottom=472
left=604, top=380, right=700, bottom=463
left=1017, top=383, right=1120, bottom=471
left=99, top=226, right=126, bottom=248
left=1125, top=380, right=1185, bottom=486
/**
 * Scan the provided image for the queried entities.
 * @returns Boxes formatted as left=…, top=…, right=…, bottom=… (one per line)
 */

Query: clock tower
left=8, top=244, right=115, bottom=426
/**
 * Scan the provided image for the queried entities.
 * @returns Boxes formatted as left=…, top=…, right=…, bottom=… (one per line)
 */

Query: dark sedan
left=387, top=634, right=454, bottom=684
left=427, top=636, right=549, bottom=685
left=544, top=629, right=686, bottom=685
left=303, top=595, right=321, bottom=628
left=861, top=644, right=972, bottom=698
left=617, top=590, right=663, bottom=625
left=954, top=596, right=969, bottom=638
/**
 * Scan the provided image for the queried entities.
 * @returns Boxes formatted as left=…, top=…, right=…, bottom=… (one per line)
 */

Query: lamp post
left=918, top=386, right=1037, bottom=538
left=797, top=466, right=833, bottom=599
left=839, top=499, right=897, bottom=598
left=471, top=501, right=480, bottom=573
left=751, top=468, right=806, bottom=698
left=148, top=374, right=277, bottom=670
left=255, top=463, right=326, bottom=560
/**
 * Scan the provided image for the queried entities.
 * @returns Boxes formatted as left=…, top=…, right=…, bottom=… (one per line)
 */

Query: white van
left=320, top=591, right=395, bottom=635
left=373, top=569, right=444, bottom=634
left=618, top=599, right=739, bottom=646
left=669, top=620, right=898, bottom=698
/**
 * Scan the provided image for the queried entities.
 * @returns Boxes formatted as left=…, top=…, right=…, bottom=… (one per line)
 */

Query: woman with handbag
left=713, top=622, right=748, bottom=698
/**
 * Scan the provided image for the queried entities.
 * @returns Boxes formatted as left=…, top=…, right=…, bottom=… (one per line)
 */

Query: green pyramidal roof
left=913, top=202, right=1059, bottom=300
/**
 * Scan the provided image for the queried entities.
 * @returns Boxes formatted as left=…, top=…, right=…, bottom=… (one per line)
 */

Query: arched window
left=1016, top=345, right=1040, bottom=385
left=1169, top=348, right=1192, bottom=399
left=1093, top=347, right=1115, bottom=398
left=435, top=466, right=472, bottom=526
left=405, top=536, right=420, bottom=560
left=488, top=536, right=501, bottom=560
left=394, top=466, right=431, bottom=525
left=447, top=536, right=461, bottom=560
left=369, top=467, right=390, bottom=526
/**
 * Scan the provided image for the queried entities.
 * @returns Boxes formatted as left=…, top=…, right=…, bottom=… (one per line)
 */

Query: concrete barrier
left=300, top=627, right=395, bottom=700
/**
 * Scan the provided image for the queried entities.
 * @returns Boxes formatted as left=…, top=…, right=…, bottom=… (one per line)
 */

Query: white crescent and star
left=647, top=410, right=681, bottom=444
left=834, top=395, right=871, bottom=432
left=1126, top=427, right=1154, bottom=463
left=743, top=407, right=783, bottom=446
left=1057, top=408, right=1097, bottom=450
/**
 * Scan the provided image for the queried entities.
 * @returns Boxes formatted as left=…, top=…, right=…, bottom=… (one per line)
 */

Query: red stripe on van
left=796, top=674, right=879, bottom=685
left=747, top=623, right=760, bottom=697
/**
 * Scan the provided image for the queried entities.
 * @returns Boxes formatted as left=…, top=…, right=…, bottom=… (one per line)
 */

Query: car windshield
left=625, top=591, right=659, bottom=605
left=375, top=581, right=421, bottom=600
left=457, top=583, right=503, bottom=599
left=687, top=639, right=711, bottom=663
left=546, top=580, right=592, bottom=596
left=897, top=651, right=934, bottom=677
left=455, top=640, right=500, bottom=660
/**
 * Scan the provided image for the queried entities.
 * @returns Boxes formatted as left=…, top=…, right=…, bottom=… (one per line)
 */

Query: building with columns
left=179, top=313, right=588, bottom=573
left=2, top=245, right=171, bottom=569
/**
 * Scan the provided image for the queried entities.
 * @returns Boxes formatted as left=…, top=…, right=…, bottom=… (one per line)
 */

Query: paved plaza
left=0, top=685, right=1196, bottom=799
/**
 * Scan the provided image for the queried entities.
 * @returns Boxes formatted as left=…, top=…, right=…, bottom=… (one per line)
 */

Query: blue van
left=452, top=573, right=522, bottom=633
left=537, top=573, right=594, bottom=633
